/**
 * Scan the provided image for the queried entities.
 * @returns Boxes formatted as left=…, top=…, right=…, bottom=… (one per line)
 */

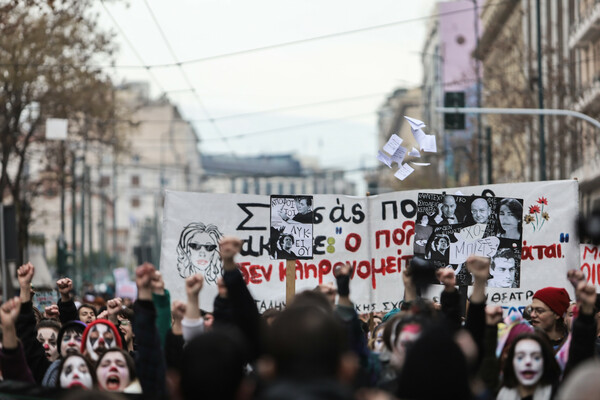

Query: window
left=131, top=175, right=140, bottom=187
left=131, top=197, right=140, bottom=208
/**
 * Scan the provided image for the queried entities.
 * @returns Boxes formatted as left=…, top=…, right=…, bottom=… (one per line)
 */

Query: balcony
left=574, top=76, right=600, bottom=113
left=569, top=0, right=600, bottom=48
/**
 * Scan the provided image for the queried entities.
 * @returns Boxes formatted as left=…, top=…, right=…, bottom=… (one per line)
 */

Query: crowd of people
left=0, top=236, right=599, bottom=399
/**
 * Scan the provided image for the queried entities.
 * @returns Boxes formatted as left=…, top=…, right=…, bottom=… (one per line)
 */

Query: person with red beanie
left=80, top=319, right=123, bottom=361
left=529, top=287, right=570, bottom=353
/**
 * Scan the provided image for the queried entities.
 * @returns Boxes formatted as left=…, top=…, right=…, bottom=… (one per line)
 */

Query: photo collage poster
left=269, top=195, right=314, bottom=260
left=414, top=193, right=524, bottom=287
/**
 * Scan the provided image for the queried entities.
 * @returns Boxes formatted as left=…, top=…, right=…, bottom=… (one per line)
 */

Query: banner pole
left=286, top=259, right=296, bottom=306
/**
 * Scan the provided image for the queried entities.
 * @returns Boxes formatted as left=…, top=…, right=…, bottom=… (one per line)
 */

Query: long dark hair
left=502, top=332, right=560, bottom=388
left=498, top=198, right=523, bottom=235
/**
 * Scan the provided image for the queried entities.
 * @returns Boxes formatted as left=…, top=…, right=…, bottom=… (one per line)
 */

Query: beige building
left=569, top=0, right=600, bottom=214
left=474, top=1, right=581, bottom=185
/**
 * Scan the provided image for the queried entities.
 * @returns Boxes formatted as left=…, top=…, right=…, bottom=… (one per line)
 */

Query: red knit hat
left=533, top=287, right=570, bottom=316
left=80, top=319, right=122, bottom=355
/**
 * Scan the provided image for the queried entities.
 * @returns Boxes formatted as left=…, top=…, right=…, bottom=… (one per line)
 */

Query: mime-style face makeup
left=512, top=339, right=543, bottom=387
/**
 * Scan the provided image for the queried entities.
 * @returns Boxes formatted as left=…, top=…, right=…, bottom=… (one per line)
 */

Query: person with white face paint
left=36, top=319, right=61, bottom=362
left=498, top=333, right=560, bottom=400
left=57, top=354, right=95, bottom=389
left=80, top=319, right=123, bottom=361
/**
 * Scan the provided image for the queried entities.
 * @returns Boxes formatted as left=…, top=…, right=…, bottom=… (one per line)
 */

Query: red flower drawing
left=537, top=197, right=548, bottom=205
left=529, top=205, right=541, bottom=214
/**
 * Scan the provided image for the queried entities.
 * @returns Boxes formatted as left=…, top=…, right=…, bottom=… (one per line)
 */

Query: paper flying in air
left=391, top=146, right=408, bottom=165
left=421, top=135, right=437, bottom=153
left=377, top=151, right=393, bottom=168
left=411, top=162, right=431, bottom=166
left=394, top=163, right=415, bottom=181
left=412, top=128, right=427, bottom=147
left=383, top=134, right=403, bottom=155
left=408, top=147, right=421, bottom=158
left=404, top=116, right=426, bottom=131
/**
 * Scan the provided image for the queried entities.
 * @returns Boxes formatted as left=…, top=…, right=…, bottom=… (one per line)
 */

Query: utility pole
left=473, top=0, right=483, bottom=185
left=71, top=149, right=79, bottom=290
left=536, top=0, right=546, bottom=181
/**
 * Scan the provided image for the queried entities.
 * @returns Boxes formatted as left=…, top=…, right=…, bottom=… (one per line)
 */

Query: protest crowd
left=0, top=236, right=599, bottom=400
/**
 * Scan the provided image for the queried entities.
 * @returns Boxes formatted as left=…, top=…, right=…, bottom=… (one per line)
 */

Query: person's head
left=36, top=318, right=61, bottom=362
left=58, top=353, right=95, bottom=390
left=58, top=321, right=87, bottom=358
left=556, top=359, right=600, bottom=399
left=471, top=198, right=491, bottom=224
left=383, top=314, right=426, bottom=370
left=564, top=303, right=577, bottom=332
left=529, top=287, right=570, bottom=333
left=489, top=248, right=518, bottom=288
left=502, top=333, right=560, bottom=389
left=176, top=222, right=223, bottom=283
left=369, top=323, right=386, bottom=354
left=180, top=328, right=248, bottom=400
left=266, top=304, right=352, bottom=381
left=78, top=304, right=97, bottom=324
left=499, top=198, right=523, bottom=235
left=96, top=348, right=136, bottom=392
left=116, top=308, right=134, bottom=345
left=261, top=308, right=281, bottom=326
left=397, top=322, right=471, bottom=400
left=295, top=197, right=312, bottom=215
left=81, top=319, right=122, bottom=361
left=200, top=309, right=214, bottom=330
left=441, top=195, right=457, bottom=218
left=433, top=234, right=450, bottom=252
left=278, top=234, right=294, bottom=251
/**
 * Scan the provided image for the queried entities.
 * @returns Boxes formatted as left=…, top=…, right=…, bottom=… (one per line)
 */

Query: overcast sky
left=97, top=0, right=438, bottom=190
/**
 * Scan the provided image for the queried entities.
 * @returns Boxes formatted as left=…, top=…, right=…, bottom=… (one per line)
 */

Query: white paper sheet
left=394, top=163, right=415, bottom=180
left=377, top=150, right=393, bottom=168
left=404, top=116, right=426, bottom=131
left=383, top=134, right=403, bottom=155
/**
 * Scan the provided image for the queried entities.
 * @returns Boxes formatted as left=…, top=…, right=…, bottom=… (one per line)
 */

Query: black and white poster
left=414, top=193, right=523, bottom=287
left=269, top=195, right=314, bottom=260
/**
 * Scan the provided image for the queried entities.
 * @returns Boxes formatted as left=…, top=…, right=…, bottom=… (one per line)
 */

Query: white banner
left=160, top=180, right=579, bottom=314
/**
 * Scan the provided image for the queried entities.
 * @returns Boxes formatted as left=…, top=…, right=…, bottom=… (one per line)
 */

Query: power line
left=1, top=0, right=512, bottom=71
left=141, top=0, right=234, bottom=154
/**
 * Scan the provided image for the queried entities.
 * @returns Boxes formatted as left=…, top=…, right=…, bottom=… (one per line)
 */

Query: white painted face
left=61, top=329, right=83, bottom=358
left=373, top=328, right=385, bottom=353
left=60, top=356, right=93, bottom=389
left=37, top=327, right=59, bottom=362
left=513, top=339, right=543, bottom=387
left=390, top=324, right=421, bottom=369
left=86, top=323, right=117, bottom=361
left=97, top=351, right=131, bottom=392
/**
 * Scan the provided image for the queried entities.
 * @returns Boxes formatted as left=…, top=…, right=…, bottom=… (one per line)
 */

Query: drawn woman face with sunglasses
left=176, top=223, right=223, bottom=283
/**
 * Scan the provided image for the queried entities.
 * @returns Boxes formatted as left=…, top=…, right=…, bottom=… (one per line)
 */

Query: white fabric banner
left=160, top=180, right=579, bottom=313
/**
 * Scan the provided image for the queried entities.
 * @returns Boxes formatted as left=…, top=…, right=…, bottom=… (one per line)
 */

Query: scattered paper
left=383, top=134, right=403, bottom=155
left=411, top=162, right=431, bottom=166
left=46, top=118, right=68, bottom=140
left=412, top=128, right=427, bottom=147
left=377, top=150, right=393, bottom=168
left=404, top=116, right=426, bottom=131
left=391, top=146, right=407, bottom=165
left=408, top=147, right=421, bottom=158
left=421, top=134, right=437, bottom=153
left=394, top=163, right=415, bottom=181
